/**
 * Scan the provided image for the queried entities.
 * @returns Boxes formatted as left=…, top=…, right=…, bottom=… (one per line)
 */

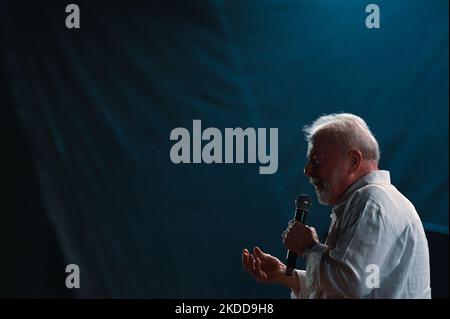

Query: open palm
left=242, top=247, right=286, bottom=283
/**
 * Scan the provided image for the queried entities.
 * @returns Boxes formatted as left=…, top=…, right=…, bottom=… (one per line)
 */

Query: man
left=242, top=113, right=431, bottom=298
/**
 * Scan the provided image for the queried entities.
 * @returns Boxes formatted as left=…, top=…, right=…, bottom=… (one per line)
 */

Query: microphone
left=285, top=194, right=312, bottom=276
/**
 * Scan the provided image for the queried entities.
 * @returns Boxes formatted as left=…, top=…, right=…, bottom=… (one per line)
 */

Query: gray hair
left=303, top=113, right=380, bottom=164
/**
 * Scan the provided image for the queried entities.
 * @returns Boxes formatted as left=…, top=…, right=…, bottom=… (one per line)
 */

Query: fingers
left=254, top=257, right=267, bottom=281
left=282, top=221, right=306, bottom=250
left=242, top=248, right=256, bottom=274
left=250, top=253, right=256, bottom=273
left=284, top=220, right=300, bottom=235
left=242, top=247, right=267, bottom=282
left=284, top=221, right=311, bottom=238
left=283, top=221, right=298, bottom=245
left=242, top=249, right=249, bottom=270
left=282, top=221, right=295, bottom=243
left=242, top=249, right=252, bottom=273
left=282, top=223, right=319, bottom=255
left=253, top=246, right=266, bottom=259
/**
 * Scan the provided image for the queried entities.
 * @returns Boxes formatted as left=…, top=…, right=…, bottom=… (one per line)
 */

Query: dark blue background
left=0, top=0, right=448, bottom=298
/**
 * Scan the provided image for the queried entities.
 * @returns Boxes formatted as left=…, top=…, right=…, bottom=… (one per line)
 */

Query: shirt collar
left=331, top=170, right=391, bottom=216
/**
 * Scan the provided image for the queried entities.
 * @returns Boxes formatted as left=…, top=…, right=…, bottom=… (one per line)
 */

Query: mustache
left=310, top=171, right=339, bottom=187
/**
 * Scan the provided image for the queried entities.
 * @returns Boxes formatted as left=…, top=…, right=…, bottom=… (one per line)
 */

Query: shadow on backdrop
left=0, top=0, right=448, bottom=298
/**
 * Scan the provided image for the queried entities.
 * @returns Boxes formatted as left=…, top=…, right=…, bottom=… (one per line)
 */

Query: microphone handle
left=285, top=208, right=307, bottom=276
left=299, top=210, right=307, bottom=224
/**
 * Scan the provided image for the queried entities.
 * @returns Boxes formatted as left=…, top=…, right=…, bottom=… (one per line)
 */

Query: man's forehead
left=306, top=144, right=323, bottom=158
left=306, top=133, right=339, bottom=157
left=306, top=143, right=323, bottom=158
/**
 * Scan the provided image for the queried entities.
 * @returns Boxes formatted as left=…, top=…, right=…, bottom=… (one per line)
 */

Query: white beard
left=312, top=169, right=342, bottom=205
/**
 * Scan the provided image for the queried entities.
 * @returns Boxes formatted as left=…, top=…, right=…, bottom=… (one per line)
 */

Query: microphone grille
left=295, top=194, right=312, bottom=210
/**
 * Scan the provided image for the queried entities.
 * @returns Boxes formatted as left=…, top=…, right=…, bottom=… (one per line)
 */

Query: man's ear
left=349, top=149, right=363, bottom=172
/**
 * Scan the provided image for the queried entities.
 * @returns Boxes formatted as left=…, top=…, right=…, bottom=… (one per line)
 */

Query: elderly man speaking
left=242, top=113, right=431, bottom=299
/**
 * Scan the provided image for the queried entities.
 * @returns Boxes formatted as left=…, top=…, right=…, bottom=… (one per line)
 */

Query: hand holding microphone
left=242, top=194, right=319, bottom=292
left=283, top=194, right=319, bottom=276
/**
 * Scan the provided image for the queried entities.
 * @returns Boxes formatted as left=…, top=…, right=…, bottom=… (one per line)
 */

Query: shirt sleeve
left=304, top=191, right=400, bottom=298
left=290, top=269, right=311, bottom=299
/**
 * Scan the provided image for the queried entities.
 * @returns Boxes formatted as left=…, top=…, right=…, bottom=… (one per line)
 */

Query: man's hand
left=242, top=246, right=301, bottom=293
left=242, top=247, right=286, bottom=284
left=282, top=221, right=319, bottom=256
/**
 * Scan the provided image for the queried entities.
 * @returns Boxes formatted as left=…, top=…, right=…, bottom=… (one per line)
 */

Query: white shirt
left=291, top=170, right=431, bottom=299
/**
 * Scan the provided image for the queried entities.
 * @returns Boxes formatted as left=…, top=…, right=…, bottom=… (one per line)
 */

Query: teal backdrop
left=1, top=0, right=448, bottom=297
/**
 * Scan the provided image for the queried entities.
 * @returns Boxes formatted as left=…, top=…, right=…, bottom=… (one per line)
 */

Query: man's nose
left=304, top=161, right=313, bottom=177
